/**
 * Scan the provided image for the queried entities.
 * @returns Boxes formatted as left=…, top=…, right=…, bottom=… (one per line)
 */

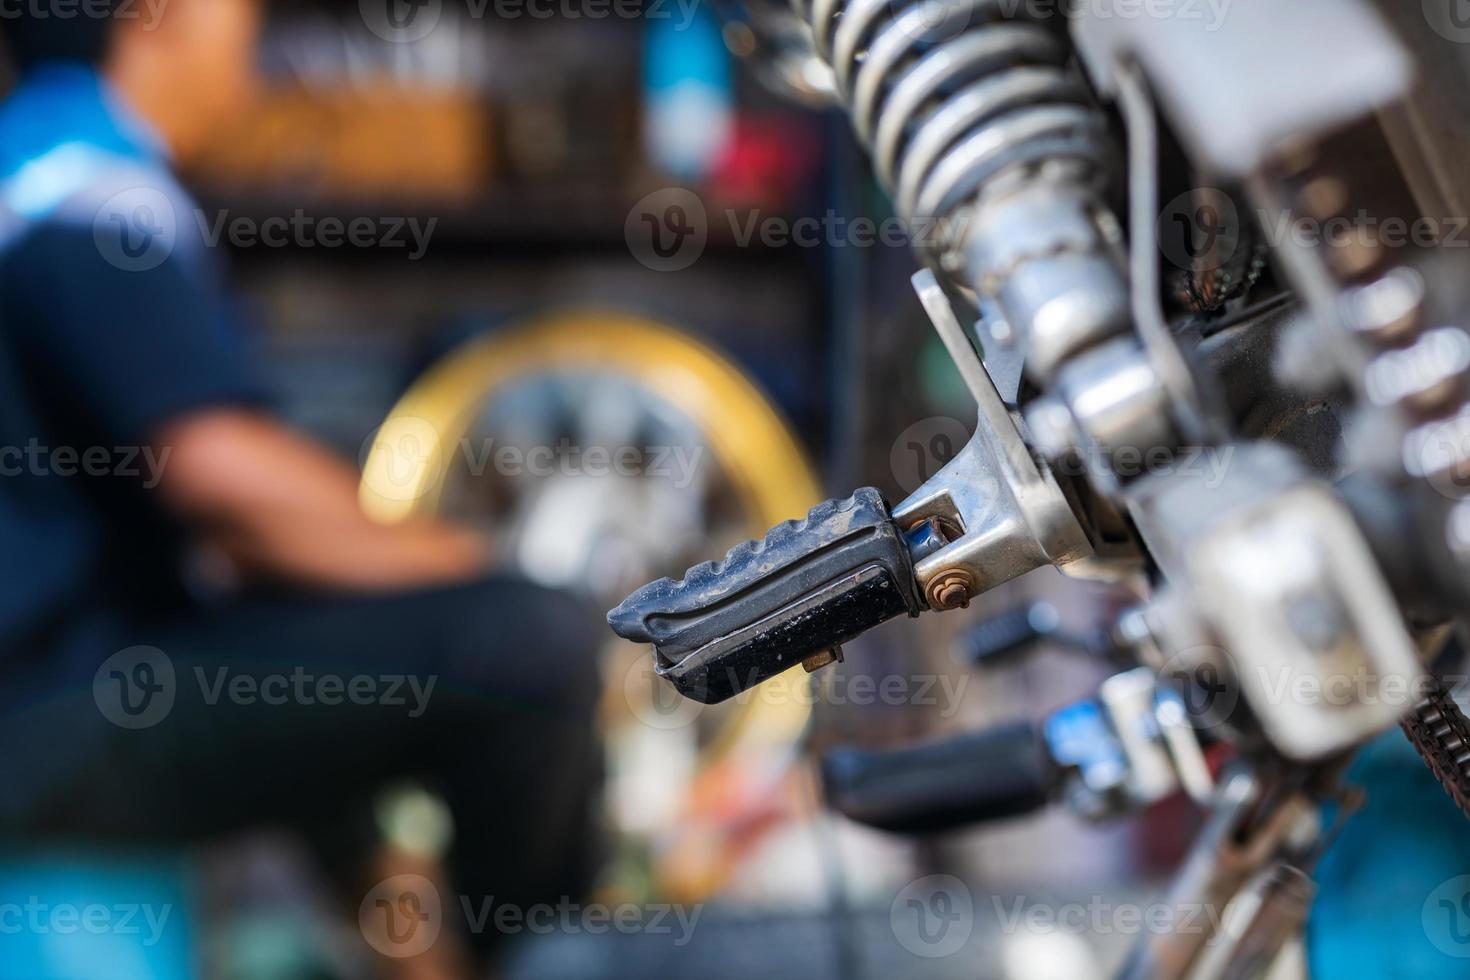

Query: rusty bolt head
left=801, top=647, right=844, bottom=674
left=926, top=570, right=974, bottom=611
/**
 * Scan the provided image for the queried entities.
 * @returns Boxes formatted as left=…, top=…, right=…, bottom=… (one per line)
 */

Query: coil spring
left=796, top=0, right=1117, bottom=279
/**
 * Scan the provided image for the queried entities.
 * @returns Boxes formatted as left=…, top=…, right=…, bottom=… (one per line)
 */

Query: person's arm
left=155, top=409, right=489, bottom=591
left=11, top=211, right=489, bottom=594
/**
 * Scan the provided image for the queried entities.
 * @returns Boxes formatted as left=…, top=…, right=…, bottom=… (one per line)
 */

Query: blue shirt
left=0, top=64, right=266, bottom=676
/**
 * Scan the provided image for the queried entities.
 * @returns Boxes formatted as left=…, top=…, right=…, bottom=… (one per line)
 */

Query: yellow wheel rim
left=360, top=311, right=823, bottom=761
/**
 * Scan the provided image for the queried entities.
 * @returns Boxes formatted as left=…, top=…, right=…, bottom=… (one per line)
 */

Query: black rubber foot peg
left=607, top=488, right=924, bottom=704
left=822, top=722, right=1057, bottom=834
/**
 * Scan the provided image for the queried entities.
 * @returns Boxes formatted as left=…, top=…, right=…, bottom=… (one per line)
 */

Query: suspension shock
left=608, top=2, right=1178, bottom=699
left=798, top=0, right=1134, bottom=382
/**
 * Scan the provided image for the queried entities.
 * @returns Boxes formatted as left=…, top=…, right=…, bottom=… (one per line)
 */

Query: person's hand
left=156, top=409, right=492, bottom=592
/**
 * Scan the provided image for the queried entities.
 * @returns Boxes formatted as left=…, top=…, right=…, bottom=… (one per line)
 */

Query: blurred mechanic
left=0, top=2, right=601, bottom=976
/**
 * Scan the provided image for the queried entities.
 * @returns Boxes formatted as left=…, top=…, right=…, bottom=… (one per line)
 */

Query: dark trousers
left=0, top=576, right=605, bottom=960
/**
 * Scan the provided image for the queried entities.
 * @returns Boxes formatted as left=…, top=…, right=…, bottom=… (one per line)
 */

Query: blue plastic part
left=1309, top=731, right=1470, bottom=978
left=642, top=8, right=734, bottom=179
left=0, top=854, right=196, bottom=980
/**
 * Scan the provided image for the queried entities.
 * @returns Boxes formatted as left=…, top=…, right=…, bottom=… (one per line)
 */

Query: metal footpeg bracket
left=896, top=271, right=1093, bottom=609
left=607, top=273, right=1093, bottom=703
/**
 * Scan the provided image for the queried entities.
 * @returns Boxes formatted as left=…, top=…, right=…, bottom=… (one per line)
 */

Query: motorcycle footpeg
left=606, top=488, right=925, bottom=704
left=822, top=722, right=1058, bottom=834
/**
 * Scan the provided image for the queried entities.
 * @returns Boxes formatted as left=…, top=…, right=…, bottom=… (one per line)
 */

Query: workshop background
left=1, top=2, right=1445, bottom=979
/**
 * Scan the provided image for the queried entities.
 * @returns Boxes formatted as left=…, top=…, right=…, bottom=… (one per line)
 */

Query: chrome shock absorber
left=799, top=0, right=1133, bottom=383
left=606, top=2, right=1189, bottom=707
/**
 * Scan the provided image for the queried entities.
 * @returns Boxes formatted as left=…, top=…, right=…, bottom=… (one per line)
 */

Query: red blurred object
left=711, top=114, right=823, bottom=210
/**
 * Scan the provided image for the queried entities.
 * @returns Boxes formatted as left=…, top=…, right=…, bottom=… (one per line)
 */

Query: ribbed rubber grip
left=822, top=722, right=1057, bottom=834
left=607, top=488, right=923, bottom=704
